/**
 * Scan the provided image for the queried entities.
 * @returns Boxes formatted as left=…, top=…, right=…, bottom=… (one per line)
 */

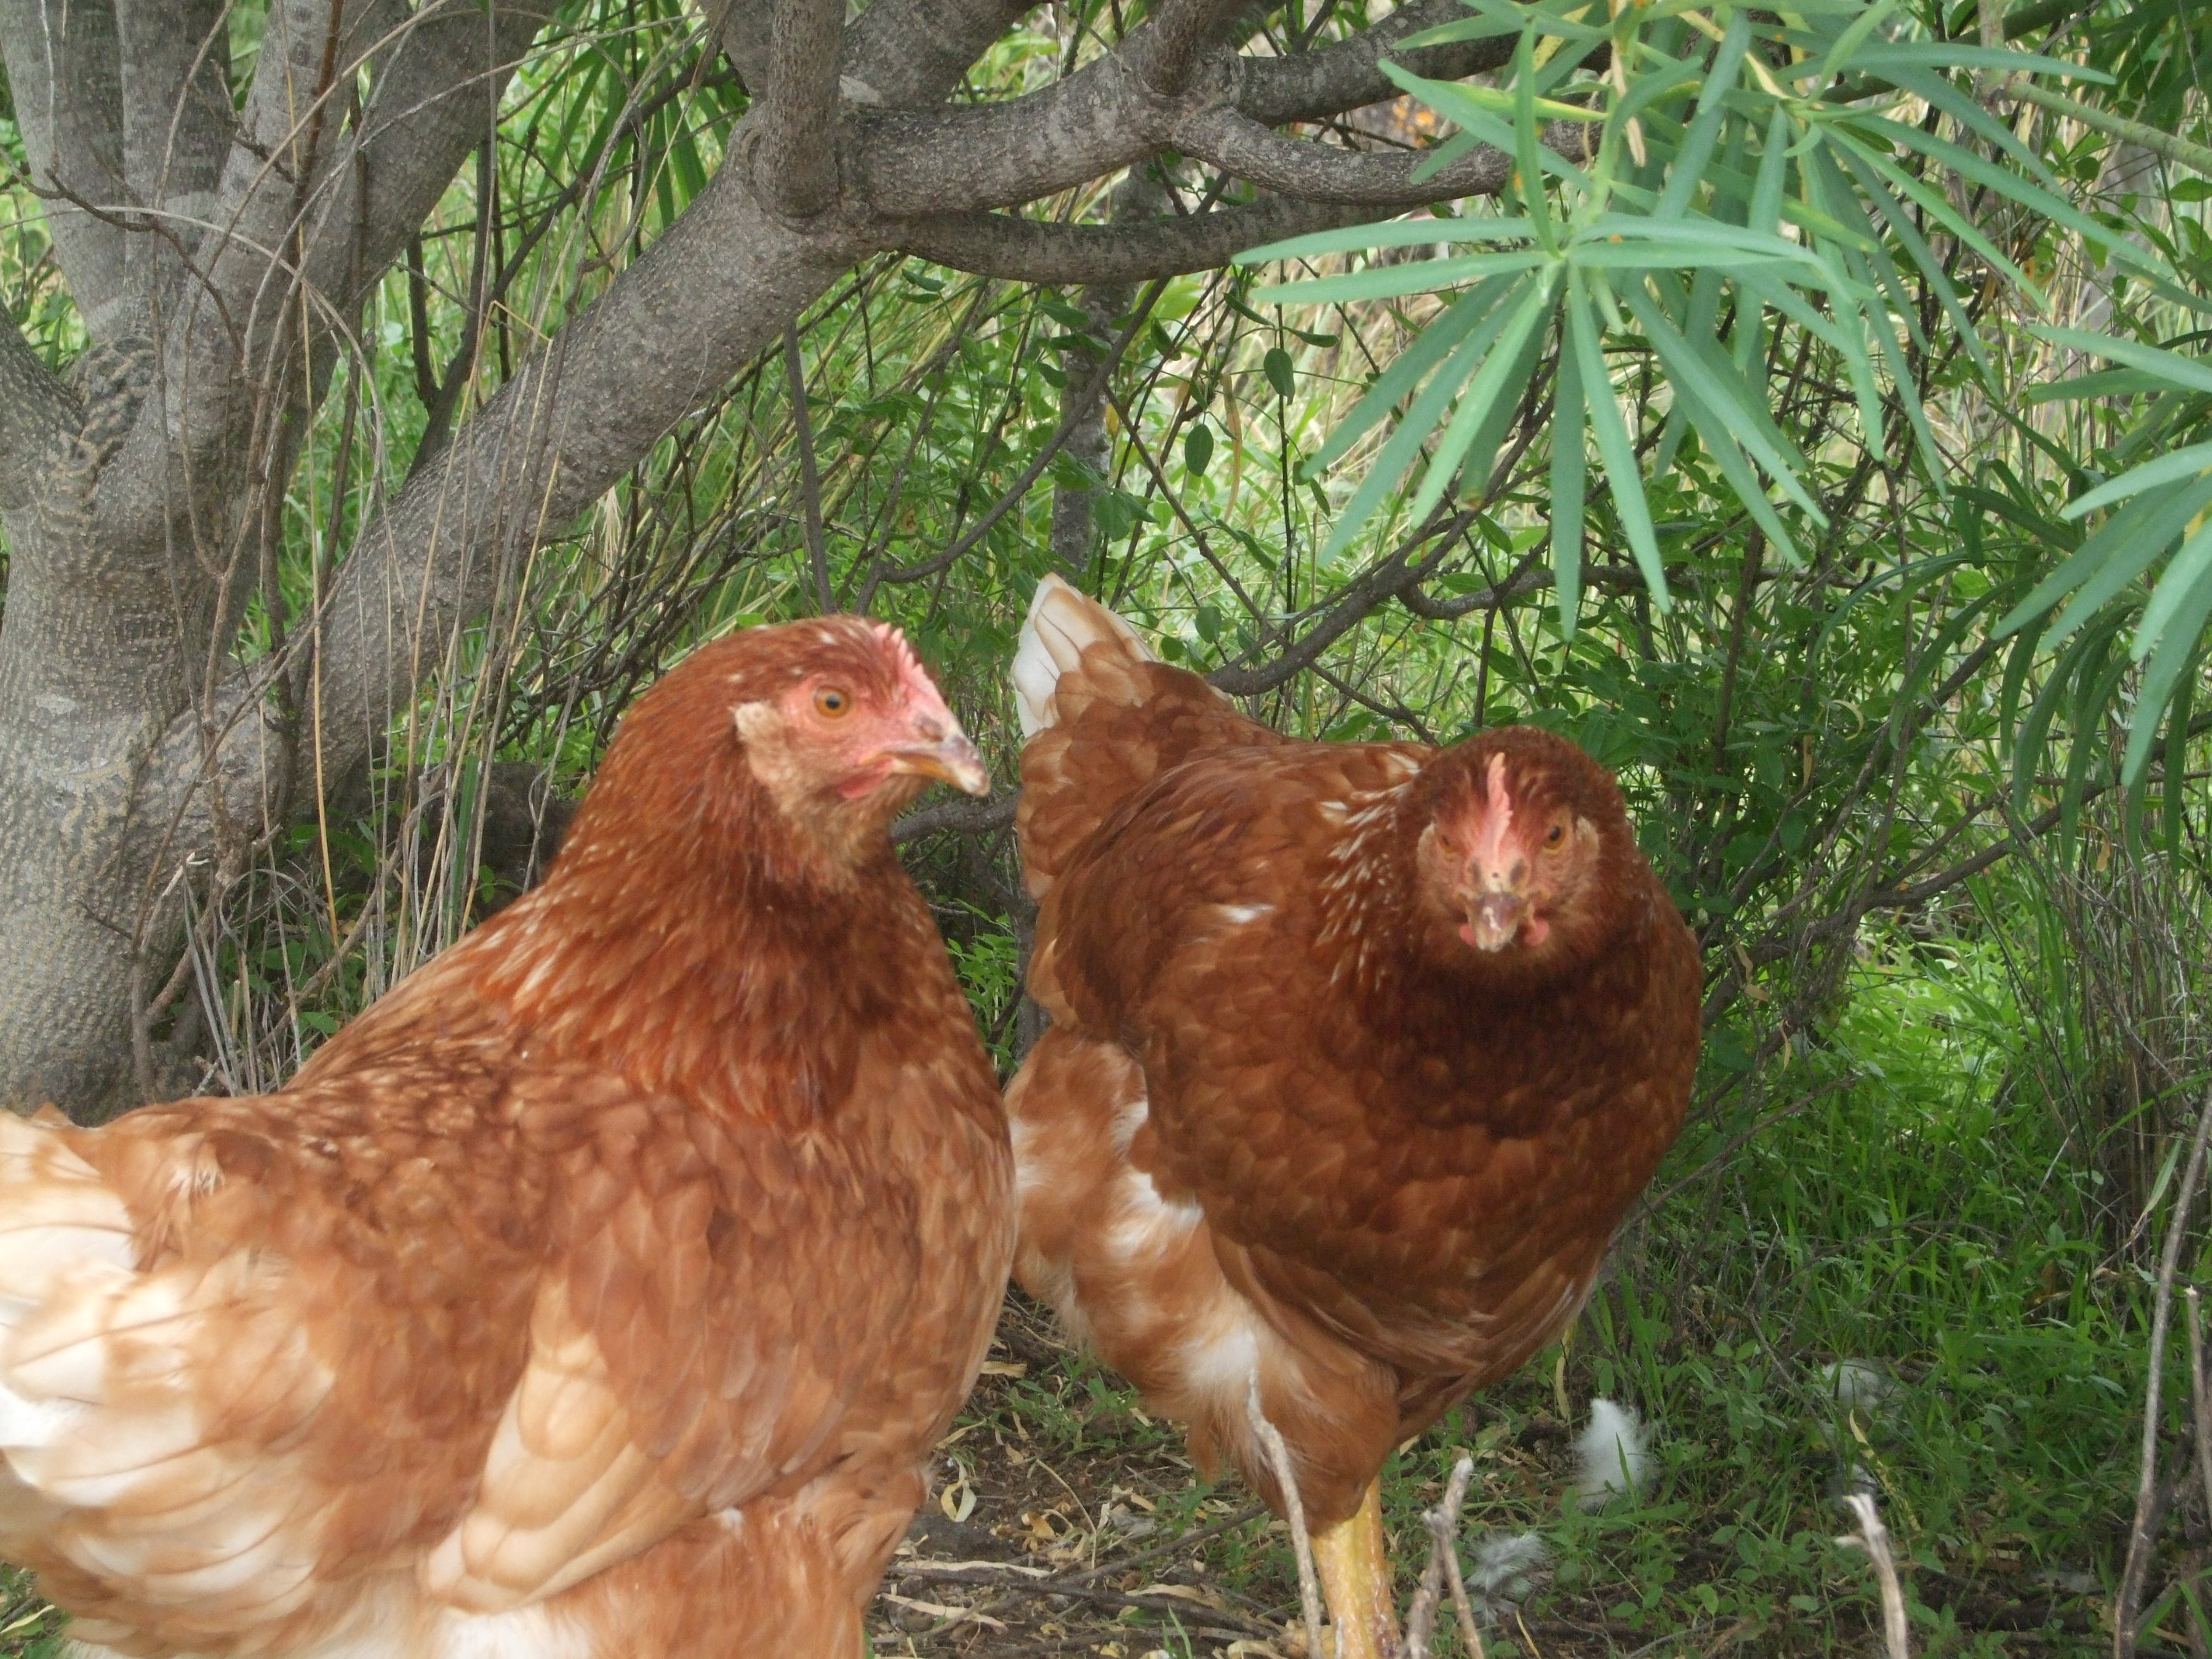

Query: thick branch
left=756, top=0, right=847, bottom=217
left=0, top=0, right=131, bottom=335
left=0, top=315, right=82, bottom=509
left=1178, top=106, right=1515, bottom=203
left=1239, top=0, right=1518, bottom=123
left=114, top=0, right=233, bottom=292
left=843, top=0, right=1035, bottom=107
left=1132, top=0, right=1253, bottom=97
left=893, top=194, right=1387, bottom=283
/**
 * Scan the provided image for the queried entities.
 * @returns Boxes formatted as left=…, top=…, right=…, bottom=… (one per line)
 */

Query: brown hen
left=1007, top=577, right=1701, bottom=1657
left=0, top=617, right=1011, bottom=1659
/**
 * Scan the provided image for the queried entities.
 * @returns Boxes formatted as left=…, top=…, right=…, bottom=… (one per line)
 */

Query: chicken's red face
left=1415, top=733, right=1619, bottom=964
left=736, top=621, right=989, bottom=816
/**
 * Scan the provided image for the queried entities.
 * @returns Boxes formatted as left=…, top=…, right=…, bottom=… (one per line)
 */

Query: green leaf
left=2126, top=558, right=2212, bottom=783
left=2134, top=515, right=2212, bottom=662
left=2061, top=442, right=2212, bottom=520
left=1513, top=28, right=1557, bottom=256
left=2044, top=476, right=2212, bottom=645
left=1622, top=284, right=1820, bottom=519
left=1404, top=272, right=1559, bottom=525
left=1184, top=421, right=1214, bottom=478
left=1264, top=346, right=1296, bottom=399
left=1553, top=311, right=1588, bottom=635
left=1568, top=273, right=1668, bottom=608
left=1649, top=17, right=1752, bottom=226
left=1243, top=217, right=1537, bottom=266
left=1304, top=275, right=1515, bottom=476
left=1316, top=276, right=1537, bottom=562
left=2023, top=325, right=2212, bottom=398
left=1257, top=248, right=1549, bottom=307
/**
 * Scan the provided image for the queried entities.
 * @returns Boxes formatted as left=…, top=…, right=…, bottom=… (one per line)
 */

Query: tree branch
left=0, top=0, right=132, bottom=334
left=892, top=194, right=1389, bottom=283
left=1131, top=0, right=1253, bottom=97
left=1177, top=106, right=1523, bottom=203
left=755, top=0, right=847, bottom=218
left=1236, top=0, right=1519, bottom=124
left=113, top=0, right=234, bottom=294
left=0, top=313, right=83, bottom=509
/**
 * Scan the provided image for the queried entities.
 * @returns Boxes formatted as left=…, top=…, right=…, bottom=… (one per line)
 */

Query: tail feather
left=1012, top=576, right=1278, bottom=902
left=1013, top=574, right=1153, bottom=738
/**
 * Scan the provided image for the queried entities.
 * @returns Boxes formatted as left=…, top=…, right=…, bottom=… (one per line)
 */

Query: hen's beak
left=877, top=725, right=990, bottom=796
left=1461, top=889, right=1529, bottom=952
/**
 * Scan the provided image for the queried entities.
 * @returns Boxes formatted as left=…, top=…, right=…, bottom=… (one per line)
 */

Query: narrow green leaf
left=1243, top=217, right=1536, bottom=266
left=1842, top=42, right=2112, bottom=81
left=1405, top=273, right=1559, bottom=524
left=1808, top=0, right=1899, bottom=84
left=1305, top=276, right=1511, bottom=475
left=1998, top=475, right=2212, bottom=638
left=1316, top=276, right=1538, bottom=562
left=2134, top=516, right=2212, bottom=662
left=2062, top=443, right=2212, bottom=520
left=1622, top=284, right=1820, bottom=517
left=2126, top=561, right=2212, bottom=782
left=1568, top=275, right=1669, bottom=607
left=1828, top=141, right=1991, bottom=376
left=1553, top=315, right=1588, bottom=635
left=1654, top=9, right=1754, bottom=220
left=1514, top=29, right=1557, bottom=255
left=1258, top=249, right=1549, bottom=307
left=2023, top=325, right=2212, bottom=398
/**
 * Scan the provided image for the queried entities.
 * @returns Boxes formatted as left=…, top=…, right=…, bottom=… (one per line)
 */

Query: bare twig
left=1403, top=1454, right=1478, bottom=1659
left=1247, top=1372, right=1325, bottom=1659
left=1840, top=1492, right=1911, bottom=1659
left=2189, top=1288, right=2212, bottom=1527
left=783, top=327, right=833, bottom=614
left=2117, top=1092, right=2212, bottom=1657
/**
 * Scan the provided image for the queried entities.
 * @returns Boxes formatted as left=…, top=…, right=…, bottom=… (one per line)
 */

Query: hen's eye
left=1544, top=822, right=1566, bottom=849
left=814, top=687, right=852, bottom=718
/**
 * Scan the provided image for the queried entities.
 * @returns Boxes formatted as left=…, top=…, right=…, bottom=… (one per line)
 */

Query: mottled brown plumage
left=1007, top=578, right=1700, bottom=1654
left=0, top=618, right=1011, bottom=1659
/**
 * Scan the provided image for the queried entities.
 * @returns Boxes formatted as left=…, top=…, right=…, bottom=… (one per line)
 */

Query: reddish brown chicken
left=1007, top=577, right=1701, bottom=1657
left=0, top=618, right=1011, bottom=1659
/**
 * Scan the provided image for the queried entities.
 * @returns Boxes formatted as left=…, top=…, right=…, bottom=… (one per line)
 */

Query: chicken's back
left=1014, top=575, right=1288, bottom=899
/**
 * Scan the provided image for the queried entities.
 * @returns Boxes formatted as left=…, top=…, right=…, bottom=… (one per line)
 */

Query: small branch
left=2188, top=1288, right=2212, bottom=1532
left=782, top=327, right=833, bottom=613
left=1247, top=1372, right=1325, bottom=1659
left=755, top=0, right=846, bottom=218
left=891, top=794, right=1017, bottom=844
left=1403, top=1454, right=1478, bottom=1659
left=2117, top=1092, right=2212, bottom=1659
left=1840, top=1493, right=1912, bottom=1659
left=869, top=279, right=1167, bottom=590
left=2008, top=82, right=2212, bottom=179
left=1179, top=106, right=1560, bottom=205
left=894, top=196, right=1393, bottom=285
left=1236, top=0, right=1520, bottom=124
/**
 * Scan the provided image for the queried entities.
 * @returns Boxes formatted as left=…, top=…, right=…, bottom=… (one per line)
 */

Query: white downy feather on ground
left=1574, top=1397, right=1651, bottom=1511
left=1466, top=1530, right=1550, bottom=1621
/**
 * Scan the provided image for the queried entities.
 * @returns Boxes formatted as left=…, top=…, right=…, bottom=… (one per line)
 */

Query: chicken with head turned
left=0, top=617, right=1009, bottom=1659
left=1008, top=576, right=1702, bottom=1658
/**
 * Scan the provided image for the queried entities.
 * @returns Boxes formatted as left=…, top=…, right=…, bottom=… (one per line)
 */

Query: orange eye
left=1545, top=822, right=1566, bottom=849
left=813, top=687, right=852, bottom=718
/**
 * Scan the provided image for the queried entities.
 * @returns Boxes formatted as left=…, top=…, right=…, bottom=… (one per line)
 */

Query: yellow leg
left=1309, top=1477, right=1400, bottom=1659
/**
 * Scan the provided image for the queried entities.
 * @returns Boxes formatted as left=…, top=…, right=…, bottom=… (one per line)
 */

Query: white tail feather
left=1012, top=574, right=1153, bottom=739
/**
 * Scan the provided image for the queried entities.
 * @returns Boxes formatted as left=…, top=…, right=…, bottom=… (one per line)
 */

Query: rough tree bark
left=0, top=0, right=1555, bottom=1119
